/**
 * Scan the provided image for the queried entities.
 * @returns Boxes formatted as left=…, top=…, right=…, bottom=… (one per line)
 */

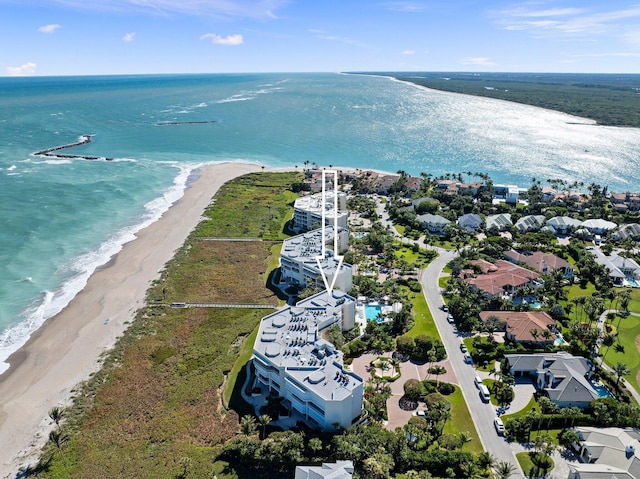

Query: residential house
left=458, top=213, right=483, bottom=233
left=582, top=219, right=618, bottom=236
left=494, top=184, right=520, bottom=204
left=542, top=186, right=558, bottom=202
left=416, top=213, right=451, bottom=234
left=589, top=248, right=640, bottom=286
left=610, top=192, right=640, bottom=213
left=374, top=175, right=400, bottom=195
left=252, top=290, right=363, bottom=431
left=568, top=427, right=640, bottom=479
left=485, top=213, right=513, bottom=232
left=504, top=249, right=574, bottom=279
left=514, top=214, right=546, bottom=233
left=458, top=181, right=483, bottom=196
left=545, top=216, right=583, bottom=236
left=295, top=460, right=354, bottom=479
left=479, top=311, right=556, bottom=345
left=280, top=227, right=353, bottom=292
left=293, top=192, right=348, bottom=233
left=505, top=352, right=598, bottom=409
left=405, top=176, right=423, bottom=192
left=612, top=223, right=640, bottom=242
left=463, top=259, right=541, bottom=298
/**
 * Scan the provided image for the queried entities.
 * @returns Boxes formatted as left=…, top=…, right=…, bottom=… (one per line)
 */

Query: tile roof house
left=479, top=311, right=557, bottom=344
left=505, top=352, right=598, bottom=409
left=610, top=192, right=640, bottom=213
left=504, top=249, right=574, bottom=278
left=295, top=460, right=354, bottom=479
left=463, top=259, right=542, bottom=298
left=568, top=427, right=640, bottom=479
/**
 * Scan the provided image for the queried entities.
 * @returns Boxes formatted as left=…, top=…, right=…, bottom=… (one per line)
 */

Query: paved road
left=373, top=197, right=523, bottom=471
left=419, top=248, right=523, bottom=472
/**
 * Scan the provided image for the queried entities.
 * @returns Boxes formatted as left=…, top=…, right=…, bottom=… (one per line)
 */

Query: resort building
left=293, top=192, right=348, bottom=233
left=295, top=460, right=354, bottom=479
left=568, top=427, right=640, bottom=479
left=479, top=311, right=557, bottom=345
left=494, top=184, right=520, bottom=204
left=505, top=352, right=598, bottom=409
left=504, top=249, right=574, bottom=279
left=280, top=227, right=353, bottom=292
left=252, top=290, right=363, bottom=431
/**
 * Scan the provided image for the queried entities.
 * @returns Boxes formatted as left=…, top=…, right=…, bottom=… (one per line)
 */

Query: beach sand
left=0, top=162, right=260, bottom=478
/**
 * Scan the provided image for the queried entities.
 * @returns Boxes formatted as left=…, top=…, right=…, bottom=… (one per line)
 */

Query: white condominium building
left=293, top=192, right=348, bottom=232
left=252, top=290, right=363, bottom=431
left=280, top=227, right=353, bottom=293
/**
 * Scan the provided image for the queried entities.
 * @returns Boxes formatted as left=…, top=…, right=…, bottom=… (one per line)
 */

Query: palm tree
left=428, top=365, right=447, bottom=387
left=613, top=362, right=630, bottom=385
left=530, top=328, right=540, bottom=344
left=257, top=414, right=272, bottom=439
left=48, top=429, right=68, bottom=457
left=600, top=333, right=617, bottom=361
left=48, top=406, right=64, bottom=430
left=458, top=430, right=472, bottom=450
left=493, top=461, right=517, bottom=479
left=240, top=415, right=257, bottom=435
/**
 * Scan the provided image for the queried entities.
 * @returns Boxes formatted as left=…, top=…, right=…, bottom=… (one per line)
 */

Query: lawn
left=601, top=313, right=640, bottom=392
left=442, top=386, right=483, bottom=454
left=501, top=396, right=540, bottom=421
left=516, top=452, right=555, bottom=478
left=405, top=289, right=441, bottom=341
left=395, top=244, right=437, bottom=269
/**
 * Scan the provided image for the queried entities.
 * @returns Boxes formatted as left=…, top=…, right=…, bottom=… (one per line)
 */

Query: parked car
left=463, top=352, right=473, bottom=364
left=459, top=342, right=468, bottom=353
left=447, top=313, right=454, bottom=324
left=494, top=417, right=505, bottom=435
left=441, top=304, right=449, bottom=312
left=412, top=410, right=428, bottom=417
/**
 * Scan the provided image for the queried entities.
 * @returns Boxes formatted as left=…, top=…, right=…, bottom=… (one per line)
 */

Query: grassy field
left=442, top=386, right=483, bottom=454
left=405, top=289, right=441, bottom=340
left=375, top=72, right=640, bottom=128
left=601, top=314, right=640, bottom=392
left=35, top=172, right=298, bottom=478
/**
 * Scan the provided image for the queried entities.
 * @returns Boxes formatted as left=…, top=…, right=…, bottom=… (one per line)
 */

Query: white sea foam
left=0, top=163, right=200, bottom=373
left=7, top=165, right=16, bottom=171
left=42, top=159, right=73, bottom=165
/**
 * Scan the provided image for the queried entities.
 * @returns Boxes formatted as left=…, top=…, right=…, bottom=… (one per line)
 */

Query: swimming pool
left=365, top=304, right=383, bottom=322
left=554, top=333, right=567, bottom=345
left=592, top=383, right=614, bottom=399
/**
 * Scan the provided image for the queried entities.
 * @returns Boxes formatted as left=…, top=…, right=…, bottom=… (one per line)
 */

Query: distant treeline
left=357, top=72, right=640, bottom=128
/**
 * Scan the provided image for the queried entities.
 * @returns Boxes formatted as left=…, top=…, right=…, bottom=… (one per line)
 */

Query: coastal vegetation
left=365, top=72, right=640, bottom=128
left=29, top=172, right=299, bottom=478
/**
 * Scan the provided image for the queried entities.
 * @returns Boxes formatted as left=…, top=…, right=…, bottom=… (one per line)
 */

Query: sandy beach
left=0, top=162, right=260, bottom=478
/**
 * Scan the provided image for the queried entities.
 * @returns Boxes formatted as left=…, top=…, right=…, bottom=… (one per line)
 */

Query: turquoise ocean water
left=1, top=72, right=640, bottom=372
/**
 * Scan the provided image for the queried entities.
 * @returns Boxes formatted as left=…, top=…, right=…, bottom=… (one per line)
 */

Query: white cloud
left=383, top=2, right=426, bottom=12
left=624, top=30, right=640, bottom=46
left=496, top=4, right=640, bottom=39
left=123, top=32, right=135, bottom=42
left=51, top=0, right=287, bottom=20
left=200, top=33, right=244, bottom=45
left=7, top=62, right=37, bottom=76
left=462, top=57, right=496, bottom=66
left=38, top=24, right=61, bottom=33
left=402, top=50, right=416, bottom=55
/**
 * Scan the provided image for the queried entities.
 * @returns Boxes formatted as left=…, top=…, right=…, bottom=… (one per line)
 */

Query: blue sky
left=2, top=0, right=640, bottom=76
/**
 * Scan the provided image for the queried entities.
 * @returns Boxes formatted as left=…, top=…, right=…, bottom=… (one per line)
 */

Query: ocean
left=1, top=72, right=640, bottom=373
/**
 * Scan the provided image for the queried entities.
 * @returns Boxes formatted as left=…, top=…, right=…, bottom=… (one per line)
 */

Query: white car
left=446, top=313, right=454, bottom=324
left=494, top=417, right=505, bottom=435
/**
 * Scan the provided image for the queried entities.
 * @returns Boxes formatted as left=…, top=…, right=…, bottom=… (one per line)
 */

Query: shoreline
left=0, top=162, right=260, bottom=478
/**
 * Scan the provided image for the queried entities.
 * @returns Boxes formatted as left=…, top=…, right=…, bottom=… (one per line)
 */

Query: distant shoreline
left=351, top=71, right=640, bottom=128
